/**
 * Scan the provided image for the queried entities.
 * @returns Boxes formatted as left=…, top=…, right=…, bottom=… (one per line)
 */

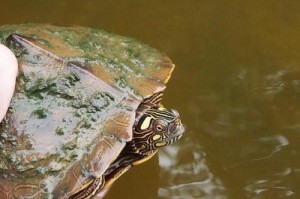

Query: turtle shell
left=0, top=24, right=175, bottom=198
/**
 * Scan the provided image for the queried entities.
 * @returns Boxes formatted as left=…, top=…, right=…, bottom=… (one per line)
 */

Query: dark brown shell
left=0, top=24, right=175, bottom=197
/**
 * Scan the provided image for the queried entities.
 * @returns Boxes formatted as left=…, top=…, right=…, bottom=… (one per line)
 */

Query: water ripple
left=158, top=141, right=227, bottom=199
left=244, top=179, right=294, bottom=198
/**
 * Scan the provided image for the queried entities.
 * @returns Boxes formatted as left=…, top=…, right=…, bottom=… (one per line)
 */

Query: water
left=1, top=0, right=300, bottom=198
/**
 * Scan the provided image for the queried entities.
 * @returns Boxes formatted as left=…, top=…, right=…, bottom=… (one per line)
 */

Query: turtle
left=0, top=24, right=184, bottom=198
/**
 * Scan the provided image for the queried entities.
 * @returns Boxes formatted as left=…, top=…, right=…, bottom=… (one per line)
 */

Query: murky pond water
left=1, top=0, right=300, bottom=198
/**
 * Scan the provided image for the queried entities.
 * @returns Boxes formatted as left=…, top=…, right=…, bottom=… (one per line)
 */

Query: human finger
left=0, top=44, right=18, bottom=122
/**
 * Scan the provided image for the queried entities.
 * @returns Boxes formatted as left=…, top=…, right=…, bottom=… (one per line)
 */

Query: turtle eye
left=156, top=124, right=163, bottom=131
left=155, top=123, right=167, bottom=132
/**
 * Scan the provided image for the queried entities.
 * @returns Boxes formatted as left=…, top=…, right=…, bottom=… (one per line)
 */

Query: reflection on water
left=225, top=135, right=293, bottom=198
left=199, top=67, right=300, bottom=198
left=158, top=141, right=226, bottom=199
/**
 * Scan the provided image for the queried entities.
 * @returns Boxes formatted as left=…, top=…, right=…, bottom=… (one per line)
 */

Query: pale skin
left=0, top=44, right=18, bottom=122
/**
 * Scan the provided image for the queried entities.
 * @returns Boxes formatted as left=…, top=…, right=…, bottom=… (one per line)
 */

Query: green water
left=2, top=0, right=300, bottom=198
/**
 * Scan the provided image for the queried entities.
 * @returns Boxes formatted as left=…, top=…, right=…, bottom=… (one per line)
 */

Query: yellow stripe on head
left=140, top=116, right=152, bottom=130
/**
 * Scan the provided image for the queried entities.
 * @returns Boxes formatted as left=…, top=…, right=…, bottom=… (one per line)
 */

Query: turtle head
left=133, top=107, right=184, bottom=156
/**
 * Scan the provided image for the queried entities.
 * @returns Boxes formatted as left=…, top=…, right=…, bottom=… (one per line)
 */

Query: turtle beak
left=173, top=121, right=185, bottom=139
left=166, top=118, right=184, bottom=143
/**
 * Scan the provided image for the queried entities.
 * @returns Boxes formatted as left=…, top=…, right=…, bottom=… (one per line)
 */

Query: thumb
left=0, top=44, right=18, bottom=122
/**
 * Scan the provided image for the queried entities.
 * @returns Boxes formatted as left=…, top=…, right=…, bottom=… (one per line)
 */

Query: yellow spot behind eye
left=141, top=116, right=151, bottom=130
left=153, top=135, right=161, bottom=141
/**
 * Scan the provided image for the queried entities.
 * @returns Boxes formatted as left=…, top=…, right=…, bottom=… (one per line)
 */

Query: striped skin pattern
left=132, top=92, right=184, bottom=156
